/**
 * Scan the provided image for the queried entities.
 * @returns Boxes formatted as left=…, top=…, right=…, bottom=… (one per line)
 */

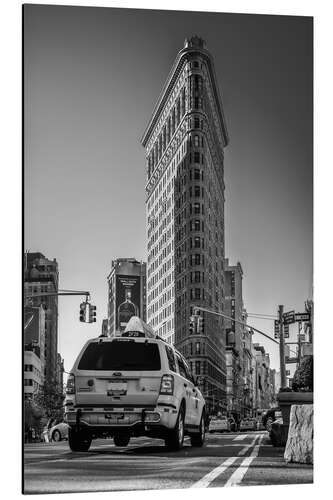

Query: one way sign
left=295, top=312, right=310, bottom=322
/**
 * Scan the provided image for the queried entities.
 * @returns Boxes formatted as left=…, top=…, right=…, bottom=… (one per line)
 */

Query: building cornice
left=141, top=44, right=229, bottom=148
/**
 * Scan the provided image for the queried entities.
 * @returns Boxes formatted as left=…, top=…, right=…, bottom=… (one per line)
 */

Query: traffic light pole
left=193, top=305, right=280, bottom=345
left=278, top=305, right=287, bottom=388
left=24, top=290, right=93, bottom=326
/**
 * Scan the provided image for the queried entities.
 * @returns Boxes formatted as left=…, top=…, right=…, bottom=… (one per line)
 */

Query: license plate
left=107, top=380, right=127, bottom=395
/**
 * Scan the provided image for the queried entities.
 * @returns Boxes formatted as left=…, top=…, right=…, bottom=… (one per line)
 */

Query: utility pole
left=279, top=305, right=287, bottom=388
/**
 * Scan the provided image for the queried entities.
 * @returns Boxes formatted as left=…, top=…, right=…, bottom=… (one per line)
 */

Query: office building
left=141, top=36, right=229, bottom=413
left=24, top=252, right=59, bottom=386
left=224, top=259, right=253, bottom=418
left=107, top=258, right=147, bottom=336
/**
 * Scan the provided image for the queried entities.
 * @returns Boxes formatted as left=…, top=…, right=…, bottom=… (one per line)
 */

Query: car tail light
left=159, top=374, right=174, bottom=395
left=66, top=374, right=75, bottom=394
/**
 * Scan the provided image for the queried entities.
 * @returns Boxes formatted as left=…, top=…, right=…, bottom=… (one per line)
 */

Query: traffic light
left=274, top=320, right=279, bottom=338
left=89, top=304, right=97, bottom=323
left=79, top=302, right=87, bottom=322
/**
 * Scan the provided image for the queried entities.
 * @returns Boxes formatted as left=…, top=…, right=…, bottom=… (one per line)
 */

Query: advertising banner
left=116, top=275, right=141, bottom=330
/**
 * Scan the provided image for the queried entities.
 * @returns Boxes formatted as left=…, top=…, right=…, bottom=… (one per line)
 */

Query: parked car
left=262, top=408, right=282, bottom=432
left=208, top=415, right=230, bottom=433
left=64, top=316, right=206, bottom=452
left=49, top=422, right=69, bottom=442
left=239, top=418, right=257, bottom=431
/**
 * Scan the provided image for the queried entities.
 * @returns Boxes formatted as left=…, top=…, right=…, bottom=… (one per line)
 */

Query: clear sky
left=24, top=4, right=313, bottom=373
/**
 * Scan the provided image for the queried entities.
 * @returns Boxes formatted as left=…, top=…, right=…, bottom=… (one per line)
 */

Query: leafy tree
left=34, top=378, right=65, bottom=421
left=292, top=355, right=313, bottom=392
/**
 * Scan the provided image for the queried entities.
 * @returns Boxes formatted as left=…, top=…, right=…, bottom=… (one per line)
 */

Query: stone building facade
left=141, top=36, right=229, bottom=413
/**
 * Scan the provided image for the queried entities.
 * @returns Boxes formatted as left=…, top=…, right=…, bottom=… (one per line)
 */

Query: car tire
left=165, top=403, right=185, bottom=451
left=68, top=428, right=92, bottom=452
left=113, top=434, right=130, bottom=447
left=52, top=430, right=61, bottom=442
left=190, top=412, right=205, bottom=447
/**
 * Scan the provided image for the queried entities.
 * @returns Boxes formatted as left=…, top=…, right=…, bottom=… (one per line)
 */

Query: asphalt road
left=24, top=431, right=313, bottom=493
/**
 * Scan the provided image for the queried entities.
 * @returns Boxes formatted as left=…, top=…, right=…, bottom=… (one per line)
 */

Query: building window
left=194, top=203, right=200, bottom=214
left=194, top=135, right=200, bottom=147
left=194, top=152, right=200, bottom=163
left=194, top=168, right=201, bottom=180
left=194, top=117, right=200, bottom=129
left=194, top=288, right=201, bottom=299
left=194, top=271, right=201, bottom=283
left=194, top=186, right=201, bottom=197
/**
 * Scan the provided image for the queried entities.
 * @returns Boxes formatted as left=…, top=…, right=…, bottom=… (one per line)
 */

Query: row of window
left=147, top=87, right=187, bottom=175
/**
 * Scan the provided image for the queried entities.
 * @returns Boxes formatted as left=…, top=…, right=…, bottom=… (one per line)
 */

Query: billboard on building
left=116, top=275, right=141, bottom=331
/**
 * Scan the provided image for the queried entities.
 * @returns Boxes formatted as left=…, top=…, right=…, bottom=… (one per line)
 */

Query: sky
left=24, top=4, right=313, bottom=374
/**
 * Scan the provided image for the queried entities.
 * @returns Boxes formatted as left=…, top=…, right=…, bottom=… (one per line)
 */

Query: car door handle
left=184, top=383, right=187, bottom=387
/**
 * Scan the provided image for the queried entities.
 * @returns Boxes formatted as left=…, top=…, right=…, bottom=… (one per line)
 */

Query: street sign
left=274, top=320, right=279, bottom=338
left=283, top=324, right=289, bottom=338
left=294, top=312, right=310, bottom=322
left=283, top=310, right=295, bottom=325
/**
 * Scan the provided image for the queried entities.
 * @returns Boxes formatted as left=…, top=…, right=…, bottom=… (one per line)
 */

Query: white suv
left=64, top=318, right=206, bottom=452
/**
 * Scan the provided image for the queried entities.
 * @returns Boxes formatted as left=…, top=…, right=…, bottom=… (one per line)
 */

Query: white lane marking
left=224, top=434, right=264, bottom=487
left=191, top=435, right=258, bottom=488
left=233, top=434, right=247, bottom=441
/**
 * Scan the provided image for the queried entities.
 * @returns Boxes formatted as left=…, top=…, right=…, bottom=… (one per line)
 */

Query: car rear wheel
left=113, top=434, right=130, bottom=447
left=190, top=412, right=205, bottom=447
left=165, top=404, right=185, bottom=451
left=68, top=428, right=92, bottom=452
left=52, top=430, right=61, bottom=442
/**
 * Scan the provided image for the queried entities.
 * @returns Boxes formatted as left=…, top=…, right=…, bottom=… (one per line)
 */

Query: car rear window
left=78, top=340, right=161, bottom=371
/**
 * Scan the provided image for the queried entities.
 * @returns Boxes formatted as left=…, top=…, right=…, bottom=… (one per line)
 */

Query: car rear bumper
left=64, top=404, right=179, bottom=433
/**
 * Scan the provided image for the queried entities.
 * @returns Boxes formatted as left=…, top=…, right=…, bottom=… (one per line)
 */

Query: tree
left=34, top=378, right=65, bottom=421
left=292, top=355, right=313, bottom=392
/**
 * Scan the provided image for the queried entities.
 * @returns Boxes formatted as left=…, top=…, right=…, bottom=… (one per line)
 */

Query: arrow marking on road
left=191, top=435, right=258, bottom=488
left=224, top=434, right=264, bottom=487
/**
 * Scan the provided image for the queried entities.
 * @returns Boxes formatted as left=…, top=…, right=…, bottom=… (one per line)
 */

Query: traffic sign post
left=279, top=305, right=287, bottom=388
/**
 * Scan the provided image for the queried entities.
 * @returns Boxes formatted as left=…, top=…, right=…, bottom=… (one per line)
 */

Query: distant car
left=209, top=416, right=230, bottom=433
left=239, top=418, right=257, bottom=431
left=49, top=422, right=69, bottom=442
left=262, top=408, right=282, bottom=432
